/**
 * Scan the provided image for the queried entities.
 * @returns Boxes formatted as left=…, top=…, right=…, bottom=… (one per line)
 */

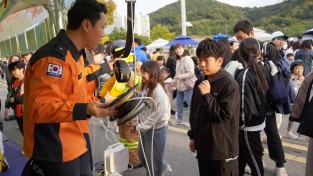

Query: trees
left=150, top=24, right=176, bottom=41
left=108, top=27, right=127, bottom=41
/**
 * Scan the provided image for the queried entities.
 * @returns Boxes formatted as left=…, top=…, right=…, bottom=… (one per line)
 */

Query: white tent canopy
left=146, top=38, right=170, bottom=54
left=253, top=27, right=272, bottom=41
left=0, top=6, right=49, bottom=41
left=147, top=38, right=169, bottom=48
left=228, top=28, right=272, bottom=42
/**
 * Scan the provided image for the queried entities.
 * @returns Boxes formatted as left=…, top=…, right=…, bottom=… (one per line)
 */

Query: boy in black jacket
left=187, top=38, right=240, bottom=176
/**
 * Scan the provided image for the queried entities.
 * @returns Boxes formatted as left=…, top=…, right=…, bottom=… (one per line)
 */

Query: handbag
left=185, top=75, right=197, bottom=89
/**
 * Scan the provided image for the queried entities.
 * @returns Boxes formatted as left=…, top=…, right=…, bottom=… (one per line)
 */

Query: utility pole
left=181, top=0, right=186, bottom=36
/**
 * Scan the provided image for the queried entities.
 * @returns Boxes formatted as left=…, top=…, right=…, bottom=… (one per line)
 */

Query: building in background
left=105, top=12, right=150, bottom=37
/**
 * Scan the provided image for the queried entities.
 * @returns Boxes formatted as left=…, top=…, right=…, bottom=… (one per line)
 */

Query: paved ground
left=0, top=78, right=308, bottom=176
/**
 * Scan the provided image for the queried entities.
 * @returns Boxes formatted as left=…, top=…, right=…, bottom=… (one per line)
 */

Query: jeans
left=176, top=89, right=193, bottom=121
left=138, top=126, right=168, bottom=176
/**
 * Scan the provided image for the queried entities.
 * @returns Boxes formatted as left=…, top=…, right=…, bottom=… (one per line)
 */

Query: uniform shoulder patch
left=46, top=63, right=63, bottom=78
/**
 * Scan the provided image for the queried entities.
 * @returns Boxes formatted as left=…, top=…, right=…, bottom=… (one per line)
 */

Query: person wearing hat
left=271, top=31, right=289, bottom=58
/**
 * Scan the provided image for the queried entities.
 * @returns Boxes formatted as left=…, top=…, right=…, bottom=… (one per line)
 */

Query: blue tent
left=165, top=35, right=198, bottom=46
left=213, top=33, right=229, bottom=41
left=302, top=28, right=313, bottom=35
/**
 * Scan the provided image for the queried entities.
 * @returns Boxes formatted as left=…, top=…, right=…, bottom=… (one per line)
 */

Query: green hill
left=149, top=0, right=313, bottom=37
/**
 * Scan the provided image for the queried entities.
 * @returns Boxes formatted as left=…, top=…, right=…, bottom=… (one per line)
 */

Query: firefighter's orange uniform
left=23, top=30, right=111, bottom=163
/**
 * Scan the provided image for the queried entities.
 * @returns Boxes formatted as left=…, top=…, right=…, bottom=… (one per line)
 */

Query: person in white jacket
left=170, top=44, right=195, bottom=125
left=130, top=61, right=171, bottom=176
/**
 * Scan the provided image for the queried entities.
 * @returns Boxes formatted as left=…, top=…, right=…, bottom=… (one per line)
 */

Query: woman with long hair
left=236, top=38, right=271, bottom=176
left=170, top=44, right=194, bottom=126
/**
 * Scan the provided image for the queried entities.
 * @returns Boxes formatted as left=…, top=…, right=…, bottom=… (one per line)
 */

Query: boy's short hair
left=233, top=19, right=253, bottom=35
left=290, top=60, right=304, bottom=73
left=196, top=38, right=225, bottom=59
left=9, top=61, right=25, bottom=71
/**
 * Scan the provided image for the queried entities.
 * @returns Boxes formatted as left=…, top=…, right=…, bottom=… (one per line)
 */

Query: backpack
left=261, top=42, right=292, bottom=104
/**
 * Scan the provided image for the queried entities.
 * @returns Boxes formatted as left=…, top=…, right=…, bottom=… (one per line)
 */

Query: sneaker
left=245, top=165, right=251, bottom=174
left=162, top=164, right=172, bottom=176
left=283, top=131, right=299, bottom=140
left=170, top=112, right=178, bottom=119
left=244, top=161, right=265, bottom=175
left=276, top=167, right=288, bottom=176
left=171, top=119, right=184, bottom=126
left=2, top=155, right=9, bottom=172
left=184, top=122, right=190, bottom=128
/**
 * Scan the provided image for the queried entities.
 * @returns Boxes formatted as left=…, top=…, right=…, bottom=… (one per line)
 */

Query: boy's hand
left=198, top=80, right=211, bottom=95
left=189, top=139, right=195, bottom=152
left=9, top=97, right=14, bottom=103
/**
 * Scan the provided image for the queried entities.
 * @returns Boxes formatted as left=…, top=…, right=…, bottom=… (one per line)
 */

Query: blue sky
left=115, top=0, right=280, bottom=15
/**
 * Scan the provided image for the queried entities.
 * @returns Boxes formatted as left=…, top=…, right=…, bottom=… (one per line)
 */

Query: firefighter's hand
left=87, top=102, right=117, bottom=118
left=189, top=139, right=196, bottom=152
left=129, top=126, right=138, bottom=134
left=198, top=80, right=211, bottom=95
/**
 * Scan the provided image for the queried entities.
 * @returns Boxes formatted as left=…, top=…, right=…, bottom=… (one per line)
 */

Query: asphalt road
left=0, top=79, right=308, bottom=176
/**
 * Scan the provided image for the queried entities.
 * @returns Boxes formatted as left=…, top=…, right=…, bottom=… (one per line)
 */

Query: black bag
left=297, top=97, right=313, bottom=138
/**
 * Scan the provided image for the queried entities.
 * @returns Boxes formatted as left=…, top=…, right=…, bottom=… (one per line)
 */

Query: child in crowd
left=236, top=38, right=271, bottom=176
left=284, top=52, right=295, bottom=66
left=284, top=60, right=304, bottom=140
left=156, top=55, right=166, bottom=69
left=188, top=38, right=240, bottom=176
left=130, top=61, right=171, bottom=176
left=161, top=67, right=177, bottom=119
left=8, top=61, right=25, bottom=135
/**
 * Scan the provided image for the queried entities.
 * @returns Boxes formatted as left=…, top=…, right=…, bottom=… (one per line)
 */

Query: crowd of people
left=0, top=0, right=312, bottom=176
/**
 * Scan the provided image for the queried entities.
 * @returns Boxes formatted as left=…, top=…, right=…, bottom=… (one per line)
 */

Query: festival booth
left=146, top=38, right=169, bottom=53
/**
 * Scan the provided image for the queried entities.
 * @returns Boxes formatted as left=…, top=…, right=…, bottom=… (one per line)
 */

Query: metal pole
left=181, top=0, right=186, bottom=36
left=54, top=0, right=64, bottom=31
